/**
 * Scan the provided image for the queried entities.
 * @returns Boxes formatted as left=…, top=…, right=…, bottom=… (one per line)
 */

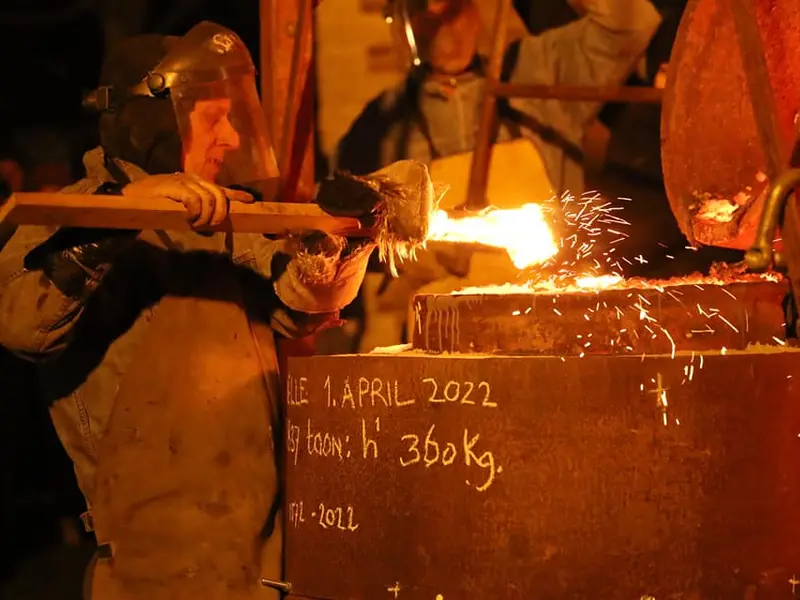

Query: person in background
left=0, top=22, right=430, bottom=600
left=0, top=154, right=24, bottom=200
left=334, top=0, right=662, bottom=351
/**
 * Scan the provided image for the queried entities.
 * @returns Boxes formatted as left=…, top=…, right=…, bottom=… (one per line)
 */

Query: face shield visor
left=131, top=22, right=280, bottom=198
left=384, top=0, right=428, bottom=69
left=383, top=0, right=528, bottom=71
left=383, top=0, right=487, bottom=74
left=170, top=74, right=279, bottom=194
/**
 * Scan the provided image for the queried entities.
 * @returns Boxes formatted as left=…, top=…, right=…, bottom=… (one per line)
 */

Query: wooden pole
left=491, top=83, right=663, bottom=104
left=260, top=0, right=317, bottom=203
left=0, top=192, right=369, bottom=237
left=464, top=0, right=512, bottom=210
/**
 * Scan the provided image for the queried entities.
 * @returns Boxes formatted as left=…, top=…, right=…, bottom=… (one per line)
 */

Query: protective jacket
left=0, top=147, right=373, bottom=600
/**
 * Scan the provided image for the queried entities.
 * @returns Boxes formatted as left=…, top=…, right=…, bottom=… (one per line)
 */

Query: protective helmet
left=86, top=34, right=183, bottom=178
left=85, top=22, right=279, bottom=195
left=382, top=0, right=528, bottom=70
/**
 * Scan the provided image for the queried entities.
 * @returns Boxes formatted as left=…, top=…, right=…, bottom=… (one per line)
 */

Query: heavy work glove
left=315, top=160, right=434, bottom=276
left=122, top=173, right=255, bottom=228
left=269, top=160, right=435, bottom=314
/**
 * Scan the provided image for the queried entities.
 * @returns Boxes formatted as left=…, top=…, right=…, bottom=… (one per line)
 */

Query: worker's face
left=413, top=0, right=481, bottom=75
left=183, top=98, right=241, bottom=183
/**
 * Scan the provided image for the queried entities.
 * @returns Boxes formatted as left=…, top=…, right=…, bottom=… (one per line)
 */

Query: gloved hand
left=122, top=173, right=254, bottom=228
left=315, top=160, right=434, bottom=276
left=316, top=161, right=433, bottom=243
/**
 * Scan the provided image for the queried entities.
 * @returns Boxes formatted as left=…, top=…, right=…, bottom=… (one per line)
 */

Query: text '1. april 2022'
left=285, top=373, right=502, bottom=493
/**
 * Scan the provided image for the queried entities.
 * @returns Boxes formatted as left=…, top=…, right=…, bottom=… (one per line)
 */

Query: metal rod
left=782, top=131, right=800, bottom=274
left=745, top=163, right=800, bottom=336
left=775, top=126, right=800, bottom=334
left=464, top=0, right=512, bottom=210
left=279, top=0, right=312, bottom=177
left=260, top=578, right=293, bottom=593
left=745, top=168, right=800, bottom=271
left=728, top=0, right=785, bottom=177
left=782, top=188, right=800, bottom=336
left=491, top=82, right=663, bottom=103
left=731, top=0, right=800, bottom=334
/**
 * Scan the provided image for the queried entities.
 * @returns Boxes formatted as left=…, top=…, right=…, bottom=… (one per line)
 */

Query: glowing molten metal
left=425, top=204, right=559, bottom=269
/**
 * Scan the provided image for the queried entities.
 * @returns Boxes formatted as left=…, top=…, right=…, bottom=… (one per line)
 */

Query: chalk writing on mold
left=287, top=500, right=359, bottom=532
left=287, top=374, right=503, bottom=491
left=422, top=378, right=495, bottom=407
left=286, top=374, right=309, bottom=406
left=321, top=375, right=494, bottom=409
left=286, top=417, right=381, bottom=465
left=399, top=425, right=501, bottom=491
left=324, top=375, right=416, bottom=409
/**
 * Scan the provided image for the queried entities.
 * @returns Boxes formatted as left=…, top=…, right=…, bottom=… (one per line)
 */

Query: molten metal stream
left=426, top=204, right=559, bottom=269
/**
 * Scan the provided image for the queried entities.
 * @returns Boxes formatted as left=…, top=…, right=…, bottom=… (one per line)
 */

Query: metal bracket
left=261, top=578, right=293, bottom=594
left=744, top=168, right=800, bottom=273
left=746, top=168, right=800, bottom=337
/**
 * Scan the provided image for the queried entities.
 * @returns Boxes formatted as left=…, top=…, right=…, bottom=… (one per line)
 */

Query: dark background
left=0, top=1, right=693, bottom=598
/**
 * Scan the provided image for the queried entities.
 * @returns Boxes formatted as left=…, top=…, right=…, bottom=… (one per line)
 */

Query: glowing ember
left=575, top=274, right=624, bottom=289
left=452, top=271, right=781, bottom=296
left=695, top=198, right=742, bottom=223
left=426, top=204, right=558, bottom=269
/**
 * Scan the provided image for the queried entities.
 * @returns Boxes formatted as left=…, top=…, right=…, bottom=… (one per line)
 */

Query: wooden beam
left=465, top=0, right=512, bottom=210
left=261, top=0, right=317, bottom=202
left=491, top=83, right=664, bottom=104
left=0, top=193, right=369, bottom=237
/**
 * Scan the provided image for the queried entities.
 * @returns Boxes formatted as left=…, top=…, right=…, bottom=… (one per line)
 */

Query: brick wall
left=315, top=0, right=405, bottom=161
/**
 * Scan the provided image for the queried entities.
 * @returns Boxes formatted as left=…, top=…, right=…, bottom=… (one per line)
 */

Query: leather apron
left=87, top=263, right=282, bottom=600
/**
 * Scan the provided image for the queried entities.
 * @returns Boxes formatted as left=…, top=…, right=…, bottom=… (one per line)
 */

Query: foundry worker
left=334, top=0, right=662, bottom=350
left=0, top=23, right=431, bottom=600
left=337, top=0, right=662, bottom=193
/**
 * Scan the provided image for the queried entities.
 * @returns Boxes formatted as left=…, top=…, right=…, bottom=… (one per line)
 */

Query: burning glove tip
left=316, top=160, right=436, bottom=277
left=369, top=160, right=435, bottom=242
left=369, top=160, right=437, bottom=276
left=316, top=160, right=435, bottom=244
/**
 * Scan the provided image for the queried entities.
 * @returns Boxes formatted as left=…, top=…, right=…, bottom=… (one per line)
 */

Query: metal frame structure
left=465, top=0, right=664, bottom=210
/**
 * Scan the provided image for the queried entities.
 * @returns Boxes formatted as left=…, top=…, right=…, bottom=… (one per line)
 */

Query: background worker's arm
left=508, top=0, right=662, bottom=126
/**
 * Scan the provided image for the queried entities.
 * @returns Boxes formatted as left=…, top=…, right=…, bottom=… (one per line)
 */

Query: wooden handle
left=0, top=192, right=372, bottom=237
